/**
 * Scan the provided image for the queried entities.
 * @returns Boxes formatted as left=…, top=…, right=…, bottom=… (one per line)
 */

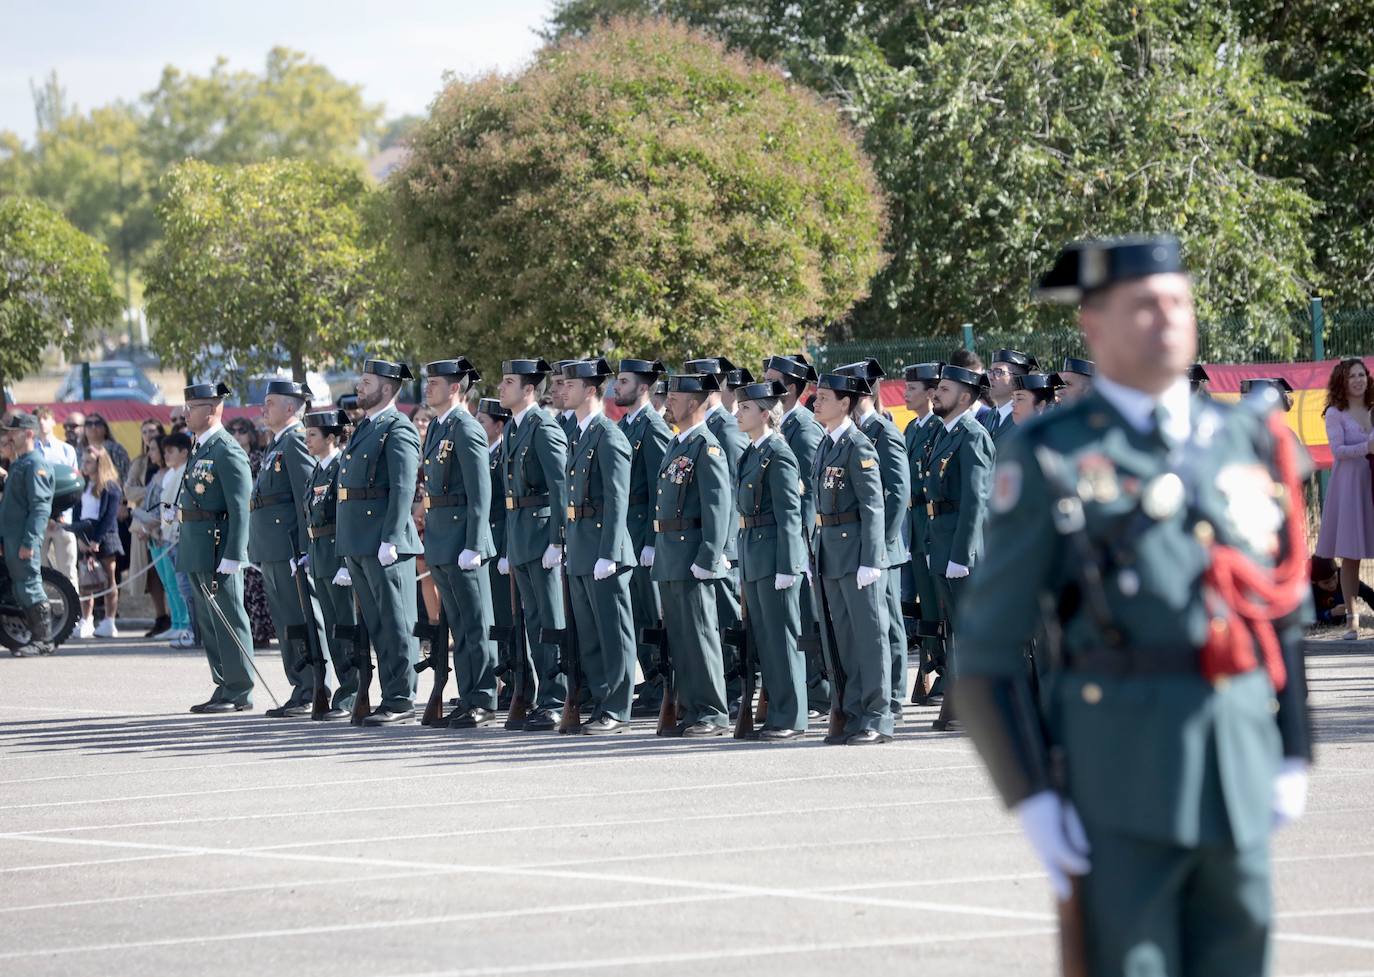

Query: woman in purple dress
left=1315, top=357, right=1374, bottom=638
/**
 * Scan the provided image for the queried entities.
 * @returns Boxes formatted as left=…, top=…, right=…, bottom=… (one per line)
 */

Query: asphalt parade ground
left=0, top=636, right=1371, bottom=977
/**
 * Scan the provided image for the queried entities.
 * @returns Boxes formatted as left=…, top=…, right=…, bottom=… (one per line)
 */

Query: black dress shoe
left=144, top=616, right=170, bottom=638
left=582, top=716, right=629, bottom=735
left=362, top=707, right=416, bottom=726
left=631, top=698, right=662, bottom=717
left=265, top=703, right=312, bottom=718
left=930, top=718, right=961, bottom=732
left=317, top=707, right=350, bottom=721
left=191, top=700, right=251, bottom=714
left=758, top=727, right=807, bottom=742
left=823, top=731, right=848, bottom=745
left=680, top=720, right=727, bottom=738
left=845, top=730, right=892, bottom=745
left=448, top=706, right=495, bottom=729
left=522, top=708, right=558, bottom=731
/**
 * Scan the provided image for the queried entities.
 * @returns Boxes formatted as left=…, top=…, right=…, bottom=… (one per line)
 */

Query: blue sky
left=0, top=0, right=553, bottom=141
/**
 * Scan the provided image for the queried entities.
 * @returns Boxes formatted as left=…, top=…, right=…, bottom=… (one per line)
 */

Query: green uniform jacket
left=619, top=404, right=672, bottom=552
left=565, top=412, right=635, bottom=575
left=812, top=424, right=886, bottom=577
left=706, top=406, right=747, bottom=560
left=421, top=407, right=494, bottom=567
left=503, top=406, right=568, bottom=565
left=860, top=412, right=911, bottom=566
left=0, top=451, right=53, bottom=553
left=303, top=453, right=343, bottom=571
left=248, top=423, right=314, bottom=563
left=903, top=415, right=942, bottom=559
left=651, top=425, right=731, bottom=582
left=782, top=406, right=825, bottom=536
left=958, top=392, right=1311, bottom=849
left=175, top=426, right=252, bottom=573
left=487, top=443, right=506, bottom=560
left=734, top=434, right=806, bottom=583
left=335, top=406, right=422, bottom=558
left=922, top=411, right=995, bottom=570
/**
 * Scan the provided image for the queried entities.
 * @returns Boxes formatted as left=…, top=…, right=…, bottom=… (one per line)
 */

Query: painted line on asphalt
left=1276, top=932, right=1374, bottom=951
left=1277, top=906, right=1374, bottom=919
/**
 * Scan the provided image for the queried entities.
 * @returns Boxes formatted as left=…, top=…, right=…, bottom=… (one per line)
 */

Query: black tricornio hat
left=939, top=365, right=989, bottom=390
left=1061, top=357, right=1096, bottom=377
left=184, top=381, right=232, bottom=402
left=1013, top=373, right=1058, bottom=392
left=562, top=358, right=613, bottom=381
left=667, top=373, right=722, bottom=394
left=1188, top=364, right=1211, bottom=385
left=501, top=358, right=553, bottom=378
left=1034, top=235, right=1185, bottom=304
left=652, top=379, right=669, bottom=396
left=337, top=393, right=359, bottom=411
left=1240, top=377, right=1293, bottom=396
left=725, top=367, right=755, bottom=390
left=2, top=412, right=38, bottom=432
left=835, top=358, right=887, bottom=383
left=735, top=380, right=787, bottom=404
left=425, top=358, right=480, bottom=382
left=618, top=358, right=666, bottom=379
left=816, top=372, right=872, bottom=397
left=682, top=356, right=735, bottom=377
left=364, top=359, right=414, bottom=380
left=993, top=349, right=1039, bottom=372
left=764, top=354, right=818, bottom=384
left=304, top=409, right=348, bottom=434
left=264, top=380, right=308, bottom=401
left=477, top=398, right=511, bottom=420
left=903, top=362, right=943, bottom=382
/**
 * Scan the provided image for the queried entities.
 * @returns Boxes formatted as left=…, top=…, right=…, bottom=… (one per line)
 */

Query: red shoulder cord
left=1199, top=413, right=1308, bottom=691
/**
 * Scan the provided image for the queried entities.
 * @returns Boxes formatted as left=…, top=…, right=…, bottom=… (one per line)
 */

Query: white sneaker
left=94, top=618, right=119, bottom=639
left=171, top=630, right=197, bottom=649
left=77, top=617, right=95, bottom=639
left=152, top=627, right=180, bottom=640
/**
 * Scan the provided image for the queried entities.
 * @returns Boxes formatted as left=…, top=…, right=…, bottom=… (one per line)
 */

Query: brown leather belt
left=740, top=513, right=775, bottom=529
left=308, top=524, right=336, bottom=539
left=425, top=494, right=467, bottom=510
left=179, top=509, right=227, bottom=523
left=505, top=493, right=550, bottom=510
left=926, top=500, right=957, bottom=517
left=654, top=517, right=701, bottom=532
left=249, top=492, right=293, bottom=511
left=1068, top=647, right=1215, bottom=676
left=816, top=511, right=859, bottom=527
left=339, top=487, right=388, bottom=501
left=567, top=504, right=602, bottom=521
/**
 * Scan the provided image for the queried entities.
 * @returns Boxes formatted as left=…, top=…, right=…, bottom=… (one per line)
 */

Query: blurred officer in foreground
left=0, top=413, right=55, bottom=657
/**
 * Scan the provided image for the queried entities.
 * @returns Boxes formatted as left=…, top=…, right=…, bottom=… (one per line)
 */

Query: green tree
left=386, top=17, right=886, bottom=368
left=145, top=159, right=386, bottom=382
left=0, top=196, right=120, bottom=389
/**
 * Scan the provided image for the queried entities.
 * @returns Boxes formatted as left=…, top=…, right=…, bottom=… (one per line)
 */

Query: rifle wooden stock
left=730, top=588, right=753, bottom=739
left=287, top=560, right=331, bottom=720
left=641, top=624, right=676, bottom=735
left=502, top=573, right=532, bottom=728
left=412, top=615, right=449, bottom=726
left=335, top=590, right=372, bottom=725
left=753, top=688, right=769, bottom=724
left=1059, top=877, right=1089, bottom=977
left=553, top=562, right=582, bottom=734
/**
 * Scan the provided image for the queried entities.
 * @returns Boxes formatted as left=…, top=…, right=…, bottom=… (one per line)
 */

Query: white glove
left=774, top=573, right=798, bottom=591
left=945, top=560, right=970, bottom=579
left=640, top=546, right=655, bottom=568
left=541, top=544, right=562, bottom=570
left=332, top=567, right=352, bottom=587
left=378, top=542, right=398, bottom=567
left=856, top=566, right=881, bottom=589
left=803, top=565, right=813, bottom=582
left=458, top=549, right=482, bottom=571
left=497, top=557, right=510, bottom=575
left=690, top=563, right=714, bottom=580
left=1015, top=790, right=1092, bottom=901
left=216, top=559, right=242, bottom=574
left=594, top=558, right=616, bottom=580
left=1272, top=758, right=1310, bottom=830
left=296, top=553, right=309, bottom=571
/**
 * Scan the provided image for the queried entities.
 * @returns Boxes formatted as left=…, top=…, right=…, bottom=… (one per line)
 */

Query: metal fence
left=807, top=301, right=1374, bottom=374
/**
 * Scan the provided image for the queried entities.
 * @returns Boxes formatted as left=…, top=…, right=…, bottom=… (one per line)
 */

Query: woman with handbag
left=71, top=446, right=125, bottom=638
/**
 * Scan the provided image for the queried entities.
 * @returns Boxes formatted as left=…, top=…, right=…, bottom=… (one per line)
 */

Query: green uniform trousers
left=4, top=544, right=45, bottom=608
left=569, top=568, right=636, bottom=722
left=1083, top=824, right=1271, bottom=977
left=308, top=563, right=358, bottom=711
left=659, top=578, right=728, bottom=728
left=345, top=555, right=418, bottom=712
left=260, top=558, right=326, bottom=706
left=743, top=577, right=806, bottom=732
left=629, top=564, right=663, bottom=707
left=430, top=561, right=498, bottom=711
left=800, top=569, right=831, bottom=713
left=190, top=571, right=255, bottom=706
left=884, top=567, right=907, bottom=712
left=714, top=573, right=743, bottom=700
left=512, top=558, right=567, bottom=711
left=820, top=573, right=892, bottom=736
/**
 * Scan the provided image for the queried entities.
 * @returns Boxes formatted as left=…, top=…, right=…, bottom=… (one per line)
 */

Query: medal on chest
left=1075, top=453, right=1119, bottom=504
left=823, top=465, right=844, bottom=490
left=665, top=455, right=695, bottom=485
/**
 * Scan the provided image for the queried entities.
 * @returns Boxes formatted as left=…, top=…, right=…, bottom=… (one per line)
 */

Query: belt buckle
left=739, top=516, right=746, bottom=530
left=567, top=505, right=576, bottom=520
left=926, top=502, right=935, bottom=518
left=505, top=497, right=515, bottom=510
left=653, top=519, right=661, bottom=532
left=338, top=488, right=349, bottom=501
left=815, top=514, right=823, bottom=527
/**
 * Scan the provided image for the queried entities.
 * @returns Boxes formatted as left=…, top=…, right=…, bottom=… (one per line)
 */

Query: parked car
left=55, top=360, right=164, bottom=404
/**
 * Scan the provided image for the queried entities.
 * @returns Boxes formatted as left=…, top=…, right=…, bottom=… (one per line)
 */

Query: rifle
left=640, top=621, right=677, bottom=735
left=808, top=559, right=847, bottom=741
left=489, top=572, right=531, bottom=729
left=541, top=558, right=583, bottom=734
left=725, top=585, right=754, bottom=739
left=412, top=610, right=449, bottom=726
left=286, top=558, right=331, bottom=720
left=333, top=585, right=372, bottom=725
left=911, top=608, right=945, bottom=706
